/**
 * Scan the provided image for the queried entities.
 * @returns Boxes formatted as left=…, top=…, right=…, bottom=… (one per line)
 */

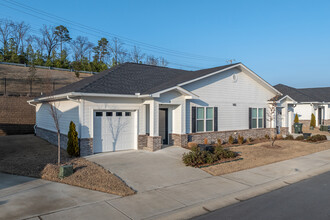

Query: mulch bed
left=0, top=135, right=135, bottom=196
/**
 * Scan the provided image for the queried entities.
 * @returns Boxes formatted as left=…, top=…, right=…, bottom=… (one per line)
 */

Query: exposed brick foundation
left=324, top=120, right=330, bottom=126
left=36, top=127, right=68, bottom=149
left=167, top=128, right=289, bottom=147
left=80, top=138, right=93, bottom=156
left=169, top=133, right=188, bottom=146
left=138, top=135, right=147, bottom=150
left=144, top=136, right=162, bottom=151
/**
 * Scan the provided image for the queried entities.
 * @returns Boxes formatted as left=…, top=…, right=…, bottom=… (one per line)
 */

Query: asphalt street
left=193, top=171, right=330, bottom=220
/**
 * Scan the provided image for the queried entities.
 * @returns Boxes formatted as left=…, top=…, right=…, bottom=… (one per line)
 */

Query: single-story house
left=274, top=84, right=330, bottom=131
left=29, top=62, right=287, bottom=156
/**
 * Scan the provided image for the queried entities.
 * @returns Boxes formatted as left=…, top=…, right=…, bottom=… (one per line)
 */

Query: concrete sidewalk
left=1, top=149, right=330, bottom=220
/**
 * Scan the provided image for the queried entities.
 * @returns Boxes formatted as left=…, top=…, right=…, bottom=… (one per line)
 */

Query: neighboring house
left=274, top=84, right=330, bottom=131
left=29, top=62, right=285, bottom=156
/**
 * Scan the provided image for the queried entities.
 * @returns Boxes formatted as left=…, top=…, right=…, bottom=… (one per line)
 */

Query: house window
left=96, top=112, right=103, bottom=117
left=196, top=107, right=214, bottom=132
left=116, top=112, right=122, bottom=116
left=196, top=107, right=204, bottom=132
left=125, top=112, right=131, bottom=116
left=251, top=108, right=264, bottom=128
left=258, top=108, right=264, bottom=128
left=206, top=107, right=213, bottom=132
left=106, top=112, right=112, bottom=116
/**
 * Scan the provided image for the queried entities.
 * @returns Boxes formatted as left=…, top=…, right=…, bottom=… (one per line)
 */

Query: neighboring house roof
left=274, top=84, right=330, bottom=102
left=32, top=62, right=280, bottom=102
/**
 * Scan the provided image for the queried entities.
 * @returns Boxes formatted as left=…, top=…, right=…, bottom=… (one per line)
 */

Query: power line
left=1, top=0, right=228, bottom=63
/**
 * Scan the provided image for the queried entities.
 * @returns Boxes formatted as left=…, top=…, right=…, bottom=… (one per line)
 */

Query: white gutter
left=29, top=92, right=152, bottom=103
left=27, top=100, right=37, bottom=107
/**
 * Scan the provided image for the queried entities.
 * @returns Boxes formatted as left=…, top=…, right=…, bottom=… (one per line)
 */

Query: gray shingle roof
left=274, top=84, right=330, bottom=102
left=47, top=62, right=239, bottom=97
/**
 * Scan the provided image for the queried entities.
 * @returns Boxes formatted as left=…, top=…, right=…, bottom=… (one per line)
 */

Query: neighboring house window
left=250, top=108, right=265, bottom=129
left=194, top=107, right=216, bottom=132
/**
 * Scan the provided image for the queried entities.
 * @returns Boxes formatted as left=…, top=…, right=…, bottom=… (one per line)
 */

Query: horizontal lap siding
left=81, top=97, right=144, bottom=138
left=294, top=104, right=313, bottom=120
left=36, top=100, right=79, bottom=135
left=183, top=68, right=275, bottom=133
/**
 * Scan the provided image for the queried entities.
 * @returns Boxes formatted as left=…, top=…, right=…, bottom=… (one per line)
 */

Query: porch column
left=149, top=100, right=159, bottom=136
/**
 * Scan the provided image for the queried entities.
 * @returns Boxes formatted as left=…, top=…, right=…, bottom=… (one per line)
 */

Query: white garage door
left=93, top=110, right=136, bottom=153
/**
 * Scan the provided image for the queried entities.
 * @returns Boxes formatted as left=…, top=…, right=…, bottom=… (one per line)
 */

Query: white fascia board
left=151, top=86, right=199, bottom=99
left=30, top=92, right=151, bottom=103
left=277, top=95, right=296, bottom=103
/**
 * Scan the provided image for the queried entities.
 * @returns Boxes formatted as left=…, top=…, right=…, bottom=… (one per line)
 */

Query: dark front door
left=159, top=108, right=168, bottom=145
left=318, top=108, right=322, bottom=125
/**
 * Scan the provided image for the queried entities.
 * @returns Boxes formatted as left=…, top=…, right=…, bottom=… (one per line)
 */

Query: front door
left=159, top=108, right=168, bottom=145
left=318, top=108, right=323, bottom=125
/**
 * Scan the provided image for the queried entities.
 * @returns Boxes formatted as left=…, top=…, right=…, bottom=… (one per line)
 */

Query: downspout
left=27, top=100, right=37, bottom=135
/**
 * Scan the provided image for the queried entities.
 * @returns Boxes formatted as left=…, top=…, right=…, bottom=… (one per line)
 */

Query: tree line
left=0, top=18, right=169, bottom=73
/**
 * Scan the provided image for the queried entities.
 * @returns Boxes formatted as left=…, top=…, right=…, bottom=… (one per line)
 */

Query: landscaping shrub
left=204, top=138, right=208, bottom=145
left=276, top=134, right=283, bottom=140
left=238, top=135, right=244, bottom=145
left=246, top=137, right=253, bottom=144
left=307, top=134, right=327, bottom=142
left=295, top=135, right=305, bottom=140
left=294, top=114, right=299, bottom=123
left=183, top=145, right=238, bottom=167
left=265, top=134, right=270, bottom=140
left=284, top=134, right=294, bottom=140
left=310, top=113, right=316, bottom=128
left=187, top=142, right=198, bottom=149
left=215, top=138, right=222, bottom=147
left=67, top=121, right=79, bottom=157
left=228, top=135, right=234, bottom=144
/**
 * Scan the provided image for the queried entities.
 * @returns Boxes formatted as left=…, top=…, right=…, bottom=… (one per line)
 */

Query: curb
left=147, top=163, right=330, bottom=220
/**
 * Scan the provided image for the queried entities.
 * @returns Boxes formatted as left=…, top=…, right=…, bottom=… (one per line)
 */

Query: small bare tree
left=40, top=25, right=60, bottom=59
left=0, top=19, right=14, bottom=52
left=47, top=101, right=62, bottom=165
left=12, top=21, right=30, bottom=54
left=267, top=95, right=281, bottom=146
left=129, top=46, right=145, bottom=63
left=27, top=64, right=37, bottom=95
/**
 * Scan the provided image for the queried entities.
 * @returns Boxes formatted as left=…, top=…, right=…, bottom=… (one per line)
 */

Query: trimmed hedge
left=307, top=134, right=327, bottom=142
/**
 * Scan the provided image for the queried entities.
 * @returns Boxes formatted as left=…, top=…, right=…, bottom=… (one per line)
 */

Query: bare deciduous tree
left=40, top=25, right=60, bottom=59
left=145, top=55, right=158, bottom=66
left=109, top=37, right=127, bottom=65
left=0, top=19, right=14, bottom=51
left=129, top=46, right=145, bottom=63
left=47, top=101, right=62, bottom=165
left=71, top=36, right=93, bottom=61
left=12, top=21, right=30, bottom=54
left=267, top=95, right=281, bottom=146
left=158, top=56, right=169, bottom=67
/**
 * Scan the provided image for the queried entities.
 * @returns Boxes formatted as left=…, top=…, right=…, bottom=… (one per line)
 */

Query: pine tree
left=294, top=114, right=299, bottom=123
left=67, top=121, right=79, bottom=157
left=310, top=113, right=316, bottom=128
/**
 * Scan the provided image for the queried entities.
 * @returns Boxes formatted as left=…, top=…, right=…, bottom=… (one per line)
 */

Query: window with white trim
left=251, top=108, right=264, bottom=129
left=196, top=107, right=214, bottom=132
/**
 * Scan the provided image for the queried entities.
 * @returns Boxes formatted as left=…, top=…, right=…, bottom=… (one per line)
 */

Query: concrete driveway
left=87, top=146, right=211, bottom=192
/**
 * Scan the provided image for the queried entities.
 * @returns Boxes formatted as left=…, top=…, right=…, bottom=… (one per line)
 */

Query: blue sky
left=1, top=0, right=330, bottom=88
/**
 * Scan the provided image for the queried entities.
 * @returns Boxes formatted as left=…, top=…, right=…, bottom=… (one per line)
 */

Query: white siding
left=293, top=104, right=313, bottom=120
left=36, top=100, right=79, bottom=134
left=182, top=68, right=276, bottom=133
left=156, top=90, right=186, bottom=134
left=81, top=97, right=144, bottom=138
